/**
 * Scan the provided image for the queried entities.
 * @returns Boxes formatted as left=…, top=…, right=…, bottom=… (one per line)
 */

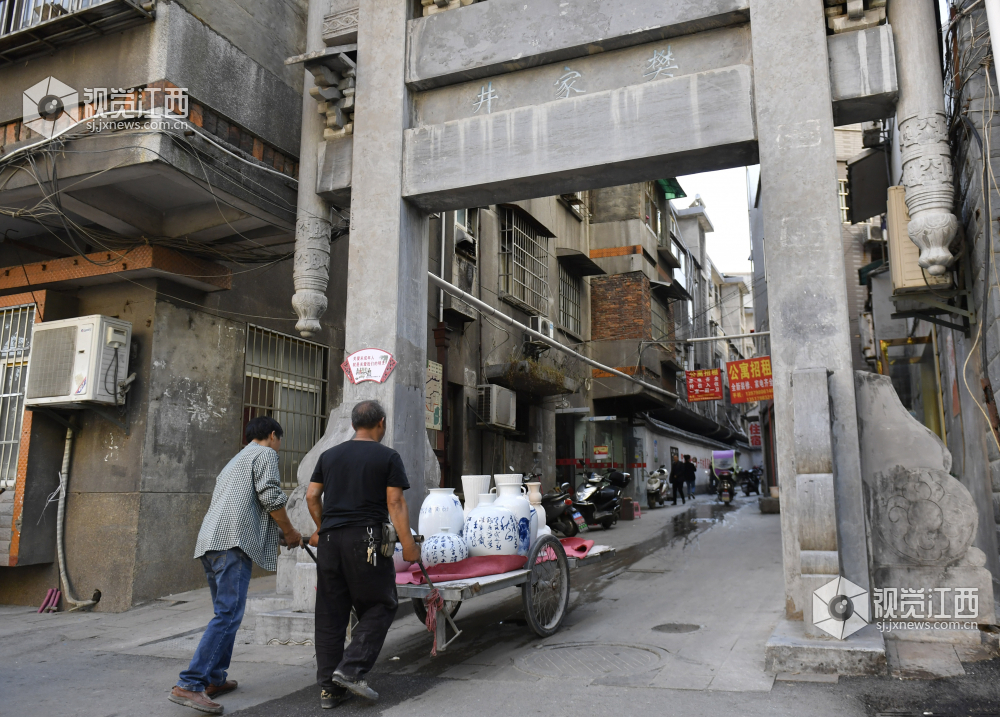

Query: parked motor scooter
left=542, top=482, right=580, bottom=537
left=740, top=467, right=762, bottom=496
left=646, top=466, right=670, bottom=509
left=574, top=469, right=630, bottom=529
left=711, top=450, right=737, bottom=505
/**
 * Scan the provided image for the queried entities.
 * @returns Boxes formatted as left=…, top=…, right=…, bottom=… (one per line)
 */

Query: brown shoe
left=168, top=686, right=224, bottom=715
left=206, top=681, right=238, bottom=699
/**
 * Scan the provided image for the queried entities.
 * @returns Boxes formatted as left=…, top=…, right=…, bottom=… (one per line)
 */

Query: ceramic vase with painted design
left=418, top=488, right=464, bottom=537
left=461, top=474, right=492, bottom=520
left=393, top=528, right=417, bottom=572
left=493, top=484, right=532, bottom=555
left=463, top=497, right=519, bottom=556
left=420, top=527, right=468, bottom=567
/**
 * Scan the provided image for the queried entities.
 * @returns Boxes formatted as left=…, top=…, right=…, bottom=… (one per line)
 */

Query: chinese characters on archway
left=684, top=356, right=773, bottom=404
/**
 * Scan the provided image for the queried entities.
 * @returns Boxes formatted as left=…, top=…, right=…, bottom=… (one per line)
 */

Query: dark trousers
left=315, top=526, right=398, bottom=688
left=671, top=483, right=686, bottom=504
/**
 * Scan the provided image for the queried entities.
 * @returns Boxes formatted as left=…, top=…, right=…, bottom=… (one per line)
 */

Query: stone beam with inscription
left=402, top=29, right=756, bottom=211
left=406, top=0, right=750, bottom=90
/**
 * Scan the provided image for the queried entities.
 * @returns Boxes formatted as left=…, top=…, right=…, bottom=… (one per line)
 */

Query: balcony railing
left=0, top=0, right=152, bottom=66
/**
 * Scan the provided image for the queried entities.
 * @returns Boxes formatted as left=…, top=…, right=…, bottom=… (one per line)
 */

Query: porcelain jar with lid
left=420, top=527, right=468, bottom=567
left=492, top=484, right=533, bottom=555
left=463, top=497, right=519, bottom=556
left=418, top=488, right=465, bottom=537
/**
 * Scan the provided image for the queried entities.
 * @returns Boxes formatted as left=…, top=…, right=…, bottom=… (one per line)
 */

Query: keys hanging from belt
left=366, top=527, right=377, bottom=566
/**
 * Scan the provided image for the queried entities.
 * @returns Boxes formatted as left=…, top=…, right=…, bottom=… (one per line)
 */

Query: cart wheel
left=522, top=534, right=570, bottom=638
left=411, top=597, right=460, bottom=625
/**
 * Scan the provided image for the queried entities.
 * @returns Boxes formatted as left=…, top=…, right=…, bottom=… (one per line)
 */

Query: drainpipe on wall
left=888, top=1, right=960, bottom=276
left=291, top=0, right=334, bottom=337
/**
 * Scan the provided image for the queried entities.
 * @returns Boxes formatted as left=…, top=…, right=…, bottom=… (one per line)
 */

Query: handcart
left=396, top=534, right=616, bottom=652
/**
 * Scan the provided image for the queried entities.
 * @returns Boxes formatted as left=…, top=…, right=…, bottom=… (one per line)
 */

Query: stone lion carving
left=873, top=465, right=977, bottom=565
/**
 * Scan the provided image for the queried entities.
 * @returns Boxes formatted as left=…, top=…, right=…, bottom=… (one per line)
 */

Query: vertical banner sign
left=749, top=422, right=762, bottom=447
left=685, top=368, right=723, bottom=402
left=726, top=356, right=774, bottom=404
left=425, top=359, right=443, bottom=430
left=341, top=348, right=397, bottom=384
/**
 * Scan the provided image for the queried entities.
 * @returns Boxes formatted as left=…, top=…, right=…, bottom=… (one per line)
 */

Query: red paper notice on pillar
left=341, top=348, right=397, bottom=384
left=727, top=356, right=774, bottom=404
left=685, top=368, right=723, bottom=402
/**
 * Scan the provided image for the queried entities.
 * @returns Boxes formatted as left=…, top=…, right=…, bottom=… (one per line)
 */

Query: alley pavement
left=3, top=493, right=1000, bottom=717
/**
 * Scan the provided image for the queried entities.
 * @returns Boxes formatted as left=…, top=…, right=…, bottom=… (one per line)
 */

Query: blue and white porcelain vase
left=421, top=527, right=468, bottom=567
left=418, top=487, right=465, bottom=537
left=493, top=484, right=533, bottom=556
left=393, top=528, right=417, bottom=573
left=464, top=496, right=519, bottom=557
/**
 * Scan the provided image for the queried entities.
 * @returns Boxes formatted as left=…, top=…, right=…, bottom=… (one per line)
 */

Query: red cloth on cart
left=560, top=537, right=595, bottom=557
left=395, top=555, right=527, bottom=585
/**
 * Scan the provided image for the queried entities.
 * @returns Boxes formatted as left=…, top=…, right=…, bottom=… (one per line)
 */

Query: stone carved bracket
left=898, top=112, right=958, bottom=276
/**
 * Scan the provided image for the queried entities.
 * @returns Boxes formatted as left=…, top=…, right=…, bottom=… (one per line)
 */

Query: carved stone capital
left=292, top=215, right=333, bottom=336
left=898, top=112, right=958, bottom=275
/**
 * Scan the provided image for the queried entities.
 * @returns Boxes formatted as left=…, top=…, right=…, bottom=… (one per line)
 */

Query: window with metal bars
left=651, top=297, right=669, bottom=341
left=0, top=305, right=33, bottom=490
left=499, top=206, right=549, bottom=314
left=558, top=264, right=582, bottom=335
left=644, top=181, right=662, bottom=239
left=838, top=179, right=850, bottom=223
left=243, top=326, right=328, bottom=490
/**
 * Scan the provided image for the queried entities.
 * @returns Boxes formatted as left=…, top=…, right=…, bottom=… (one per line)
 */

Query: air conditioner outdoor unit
left=886, top=185, right=951, bottom=293
left=528, top=315, right=555, bottom=340
left=476, top=384, right=516, bottom=431
left=25, top=315, right=131, bottom=409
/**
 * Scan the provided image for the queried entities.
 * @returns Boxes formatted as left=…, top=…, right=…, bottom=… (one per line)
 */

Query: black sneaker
left=331, top=671, right=378, bottom=701
left=320, top=688, right=349, bottom=709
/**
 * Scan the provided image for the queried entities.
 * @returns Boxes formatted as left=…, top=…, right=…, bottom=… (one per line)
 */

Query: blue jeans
left=177, top=547, right=252, bottom=692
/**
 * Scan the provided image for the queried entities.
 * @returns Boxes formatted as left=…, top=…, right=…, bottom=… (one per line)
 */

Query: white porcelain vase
left=418, top=488, right=465, bottom=537
left=464, top=497, right=519, bottom=556
left=461, top=475, right=492, bottom=520
left=421, top=527, right=469, bottom=567
left=393, top=528, right=417, bottom=573
left=524, top=481, right=543, bottom=505
left=493, top=484, right=533, bottom=555
left=494, top=473, right=523, bottom=488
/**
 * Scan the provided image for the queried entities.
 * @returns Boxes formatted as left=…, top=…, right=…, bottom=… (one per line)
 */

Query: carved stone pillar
left=889, top=1, right=959, bottom=276
left=292, top=0, right=334, bottom=337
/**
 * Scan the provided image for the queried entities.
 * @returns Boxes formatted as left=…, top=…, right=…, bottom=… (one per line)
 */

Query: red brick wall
left=590, top=272, right=651, bottom=340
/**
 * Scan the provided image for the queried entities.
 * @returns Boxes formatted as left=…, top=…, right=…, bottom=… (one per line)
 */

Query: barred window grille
left=243, top=326, right=328, bottom=490
left=0, top=305, right=34, bottom=488
left=651, top=298, right=669, bottom=341
left=558, top=265, right=582, bottom=335
left=499, top=207, right=549, bottom=314
left=838, top=179, right=850, bottom=223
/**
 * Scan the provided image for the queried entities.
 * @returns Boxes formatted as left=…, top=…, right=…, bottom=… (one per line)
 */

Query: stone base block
left=759, top=497, right=780, bottom=513
left=765, top=619, right=886, bottom=675
left=292, top=562, right=317, bottom=613
left=874, top=565, right=996, bottom=626
left=255, top=609, right=315, bottom=646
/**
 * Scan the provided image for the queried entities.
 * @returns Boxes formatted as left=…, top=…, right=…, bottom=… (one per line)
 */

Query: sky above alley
left=675, top=166, right=759, bottom=275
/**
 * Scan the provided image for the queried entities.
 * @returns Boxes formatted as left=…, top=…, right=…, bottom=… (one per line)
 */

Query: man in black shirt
left=306, top=400, right=419, bottom=708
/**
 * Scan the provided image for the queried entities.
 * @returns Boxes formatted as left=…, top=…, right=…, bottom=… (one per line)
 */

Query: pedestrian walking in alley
left=669, top=456, right=686, bottom=505
left=684, top=455, right=697, bottom=500
left=306, top=400, right=420, bottom=708
left=170, top=416, right=303, bottom=715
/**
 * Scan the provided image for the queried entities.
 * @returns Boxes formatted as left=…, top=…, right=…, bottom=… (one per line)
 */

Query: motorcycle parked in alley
left=574, top=469, right=631, bottom=529
left=646, top=466, right=670, bottom=509
left=712, top=450, right=737, bottom=505
left=542, top=482, right=580, bottom=537
left=740, top=467, right=762, bottom=497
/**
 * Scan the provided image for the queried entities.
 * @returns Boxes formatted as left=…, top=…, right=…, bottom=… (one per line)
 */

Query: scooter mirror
left=560, top=482, right=570, bottom=491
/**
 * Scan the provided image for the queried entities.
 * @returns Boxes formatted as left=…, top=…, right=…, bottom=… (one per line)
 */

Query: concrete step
left=246, top=593, right=294, bottom=617
left=255, top=609, right=315, bottom=646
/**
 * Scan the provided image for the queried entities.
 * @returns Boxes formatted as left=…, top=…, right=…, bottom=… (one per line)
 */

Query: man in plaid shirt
left=169, top=416, right=303, bottom=715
